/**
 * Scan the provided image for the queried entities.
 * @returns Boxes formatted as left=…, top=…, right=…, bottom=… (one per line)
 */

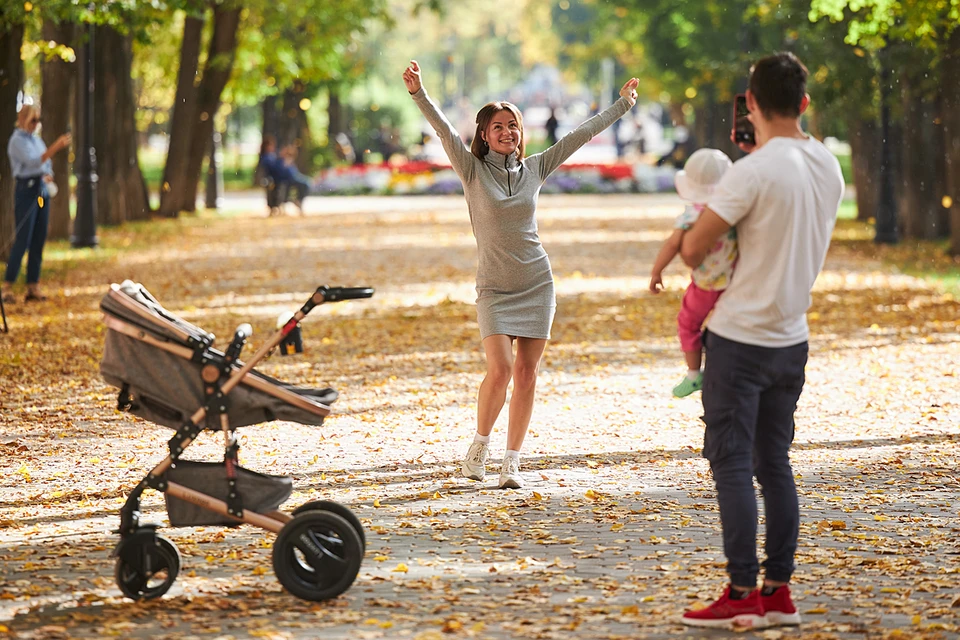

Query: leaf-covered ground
left=1, top=194, right=958, bottom=639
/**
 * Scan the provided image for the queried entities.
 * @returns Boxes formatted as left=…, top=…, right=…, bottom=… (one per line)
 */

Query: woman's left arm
left=536, top=78, right=638, bottom=180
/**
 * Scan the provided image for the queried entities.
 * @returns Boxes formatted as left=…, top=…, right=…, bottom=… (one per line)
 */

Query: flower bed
left=312, top=161, right=677, bottom=196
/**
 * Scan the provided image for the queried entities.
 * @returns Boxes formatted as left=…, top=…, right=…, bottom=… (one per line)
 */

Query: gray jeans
left=701, top=330, right=808, bottom=587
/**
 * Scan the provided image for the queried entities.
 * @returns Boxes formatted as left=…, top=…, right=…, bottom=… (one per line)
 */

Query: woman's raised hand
left=619, top=78, right=639, bottom=107
left=403, top=60, right=422, bottom=95
left=55, top=133, right=72, bottom=152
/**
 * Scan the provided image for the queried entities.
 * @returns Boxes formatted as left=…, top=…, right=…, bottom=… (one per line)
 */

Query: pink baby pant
left=678, top=281, right=723, bottom=352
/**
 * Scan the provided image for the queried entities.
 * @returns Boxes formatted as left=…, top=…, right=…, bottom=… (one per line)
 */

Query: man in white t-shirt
left=676, top=52, right=845, bottom=630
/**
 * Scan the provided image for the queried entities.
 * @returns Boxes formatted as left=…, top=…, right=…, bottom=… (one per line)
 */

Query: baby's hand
left=649, top=274, right=663, bottom=294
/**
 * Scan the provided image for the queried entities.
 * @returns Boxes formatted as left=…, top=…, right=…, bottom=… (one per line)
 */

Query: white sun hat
left=674, top=148, right=732, bottom=203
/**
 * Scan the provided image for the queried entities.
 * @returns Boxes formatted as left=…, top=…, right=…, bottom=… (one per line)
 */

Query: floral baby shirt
left=675, top=204, right=738, bottom=291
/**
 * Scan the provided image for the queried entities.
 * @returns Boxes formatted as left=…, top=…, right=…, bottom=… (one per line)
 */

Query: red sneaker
left=762, top=585, right=801, bottom=627
left=681, top=586, right=767, bottom=629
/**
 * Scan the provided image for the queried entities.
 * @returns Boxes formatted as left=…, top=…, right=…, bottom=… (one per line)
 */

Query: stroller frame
left=104, top=284, right=373, bottom=602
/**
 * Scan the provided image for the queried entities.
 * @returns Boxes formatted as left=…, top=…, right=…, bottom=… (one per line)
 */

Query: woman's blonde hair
left=17, top=104, right=39, bottom=129
left=471, top=101, right=525, bottom=161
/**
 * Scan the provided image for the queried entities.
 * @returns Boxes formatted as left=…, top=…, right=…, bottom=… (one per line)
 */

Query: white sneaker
left=498, top=457, right=523, bottom=489
left=461, top=442, right=489, bottom=481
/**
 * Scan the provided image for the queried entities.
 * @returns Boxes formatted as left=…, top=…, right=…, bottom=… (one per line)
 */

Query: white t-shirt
left=705, top=136, right=844, bottom=347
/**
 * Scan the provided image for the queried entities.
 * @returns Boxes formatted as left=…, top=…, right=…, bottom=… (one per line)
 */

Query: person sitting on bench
left=258, top=136, right=311, bottom=216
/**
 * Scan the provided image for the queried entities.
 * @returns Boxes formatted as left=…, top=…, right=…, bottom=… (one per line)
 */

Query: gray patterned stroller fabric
left=100, top=280, right=336, bottom=430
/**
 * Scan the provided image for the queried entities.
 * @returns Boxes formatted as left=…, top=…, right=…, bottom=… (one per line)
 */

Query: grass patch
left=39, top=211, right=223, bottom=280
left=835, top=152, right=852, bottom=185
left=837, top=199, right=857, bottom=220
left=832, top=219, right=960, bottom=295
left=139, top=148, right=259, bottom=194
left=890, top=244, right=960, bottom=295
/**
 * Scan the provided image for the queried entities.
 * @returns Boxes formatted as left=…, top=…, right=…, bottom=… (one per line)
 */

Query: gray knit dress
left=411, top=88, right=632, bottom=340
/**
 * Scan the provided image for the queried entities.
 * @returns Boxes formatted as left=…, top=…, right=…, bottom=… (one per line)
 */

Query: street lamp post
left=71, top=17, right=98, bottom=248
left=205, top=128, right=224, bottom=210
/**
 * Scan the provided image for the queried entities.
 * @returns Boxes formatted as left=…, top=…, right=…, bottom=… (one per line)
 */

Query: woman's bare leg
left=506, top=338, right=547, bottom=452
left=477, top=334, right=514, bottom=437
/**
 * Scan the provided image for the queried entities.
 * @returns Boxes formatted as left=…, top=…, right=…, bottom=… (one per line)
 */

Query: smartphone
left=733, top=94, right=755, bottom=146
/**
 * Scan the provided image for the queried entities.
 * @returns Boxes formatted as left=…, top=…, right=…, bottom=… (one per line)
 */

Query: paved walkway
left=1, top=195, right=958, bottom=639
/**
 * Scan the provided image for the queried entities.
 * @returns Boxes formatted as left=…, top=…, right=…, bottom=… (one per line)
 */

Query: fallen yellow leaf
left=441, top=619, right=462, bottom=632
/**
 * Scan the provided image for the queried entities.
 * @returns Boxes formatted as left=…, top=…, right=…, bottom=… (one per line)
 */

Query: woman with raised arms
left=403, top=60, right=638, bottom=489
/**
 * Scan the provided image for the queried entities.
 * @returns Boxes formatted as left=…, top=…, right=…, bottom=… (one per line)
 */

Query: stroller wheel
left=114, top=531, right=181, bottom=600
left=272, top=511, right=363, bottom=601
left=291, top=500, right=366, bottom=551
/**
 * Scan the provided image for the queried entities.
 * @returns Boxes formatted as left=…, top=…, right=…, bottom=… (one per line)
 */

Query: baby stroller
left=99, top=281, right=374, bottom=602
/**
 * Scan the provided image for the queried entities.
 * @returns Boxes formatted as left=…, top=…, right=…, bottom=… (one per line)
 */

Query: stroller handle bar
left=315, top=286, right=375, bottom=303
left=298, top=286, right=374, bottom=319
left=217, top=285, right=375, bottom=397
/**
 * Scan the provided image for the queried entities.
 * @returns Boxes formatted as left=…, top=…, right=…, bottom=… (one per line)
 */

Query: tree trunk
left=917, top=93, right=941, bottom=239
left=92, top=25, right=150, bottom=225
left=180, top=4, right=241, bottom=213
left=934, top=91, right=951, bottom=238
left=847, top=116, right=880, bottom=222
left=693, top=94, right=737, bottom=160
left=280, top=83, right=312, bottom=173
left=255, top=95, right=280, bottom=186
left=158, top=13, right=204, bottom=218
left=327, top=87, right=344, bottom=139
left=40, top=20, right=76, bottom=240
left=0, top=21, right=24, bottom=263
left=898, top=74, right=935, bottom=239
left=262, top=94, right=280, bottom=142
left=943, top=27, right=960, bottom=255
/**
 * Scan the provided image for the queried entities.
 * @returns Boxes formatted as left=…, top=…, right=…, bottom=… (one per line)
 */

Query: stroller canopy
left=100, top=281, right=337, bottom=430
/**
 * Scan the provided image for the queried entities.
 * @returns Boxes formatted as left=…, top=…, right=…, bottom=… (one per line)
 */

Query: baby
left=649, top=148, right=737, bottom=397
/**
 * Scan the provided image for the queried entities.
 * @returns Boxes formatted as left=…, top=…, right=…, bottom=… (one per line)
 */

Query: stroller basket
left=165, top=461, right=293, bottom=526
left=99, top=280, right=336, bottom=430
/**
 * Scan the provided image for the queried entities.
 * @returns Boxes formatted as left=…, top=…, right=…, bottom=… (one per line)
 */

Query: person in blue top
left=258, top=135, right=311, bottom=215
left=4, top=104, right=71, bottom=303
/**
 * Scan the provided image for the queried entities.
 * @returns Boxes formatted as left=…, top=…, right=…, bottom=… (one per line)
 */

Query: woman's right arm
left=40, top=134, right=71, bottom=163
left=404, top=60, right=474, bottom=182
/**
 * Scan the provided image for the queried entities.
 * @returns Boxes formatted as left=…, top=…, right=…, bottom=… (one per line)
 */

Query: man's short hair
left=749, top=52, right=808, bottom=119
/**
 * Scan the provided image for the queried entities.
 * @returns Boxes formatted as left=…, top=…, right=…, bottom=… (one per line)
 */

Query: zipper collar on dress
left=485, top=149, right=519, bottom=169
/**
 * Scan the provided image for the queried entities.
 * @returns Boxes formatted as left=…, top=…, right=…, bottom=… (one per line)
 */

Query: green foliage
left=226, top=0, right=392, bottom=106
left=550, top=0, right=886, bottom=132
left=126, top=0, right=394, bottom=143
left=347, top=101, right=405, bottom=159
left=809, top=0, right=960, bottom=49
left=802, top=0, right=960, bottom=119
